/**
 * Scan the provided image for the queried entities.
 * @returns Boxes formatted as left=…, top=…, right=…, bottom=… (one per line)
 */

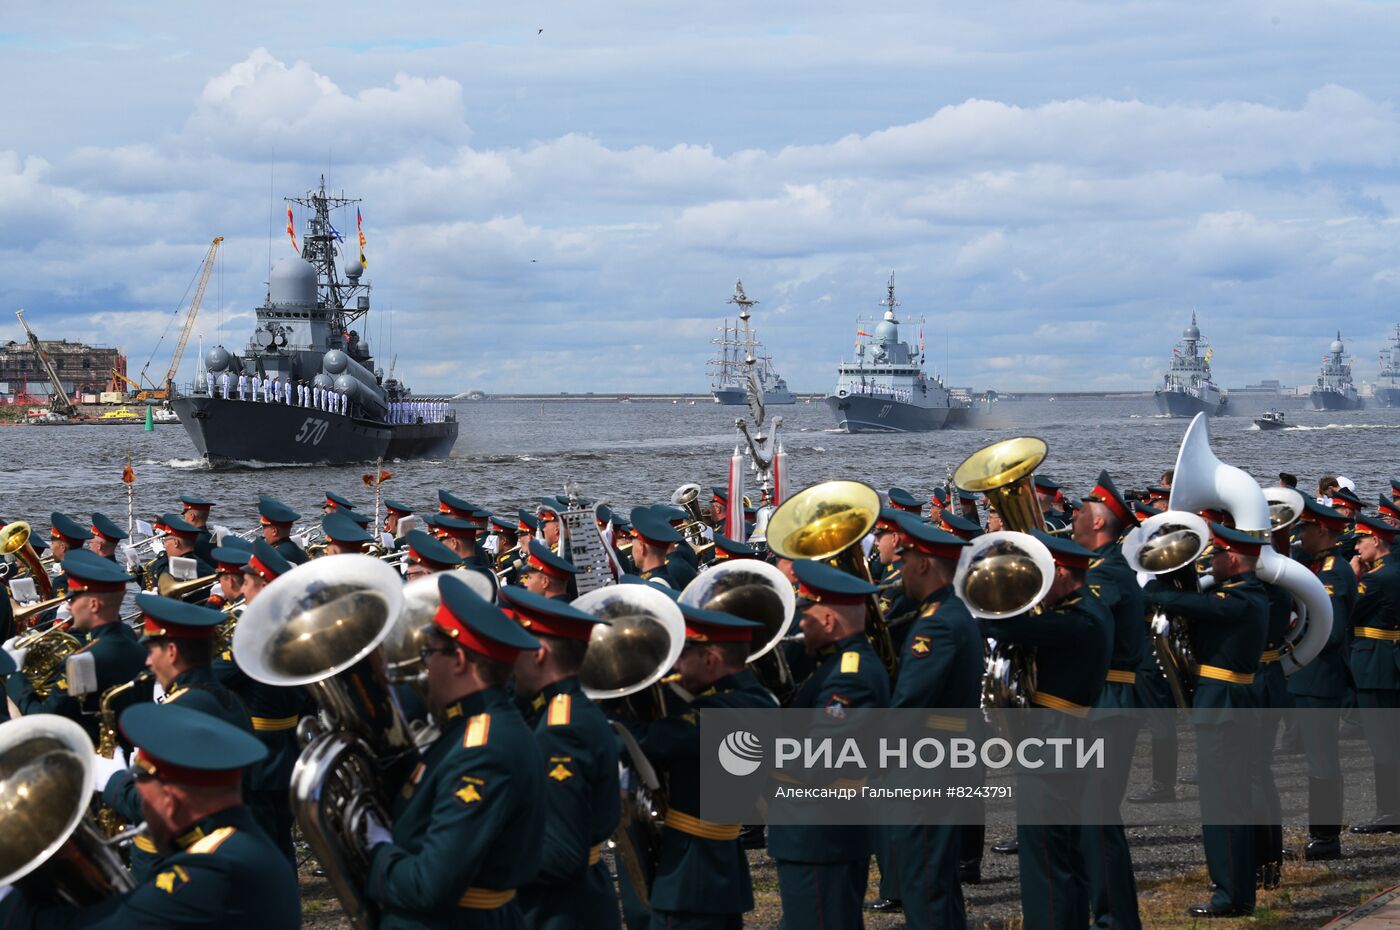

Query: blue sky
left=2, top=2, right=1398, bottom=393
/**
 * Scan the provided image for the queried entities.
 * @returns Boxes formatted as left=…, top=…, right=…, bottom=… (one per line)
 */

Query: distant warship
left=1154, top=313, right=1226, bottom=417
left=708, top=282, right=795, bottom=405
left=171, top=177, right=459, bottom=465
left=825, top=275, right=957, bottom=432
left=1310, top=332, right=1363, bottom=411
left=1375, top=324, right=1400, bottom=408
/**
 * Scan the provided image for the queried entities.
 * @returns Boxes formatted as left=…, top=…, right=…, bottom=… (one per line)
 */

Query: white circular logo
left=717, top=730, right=764, bottom=776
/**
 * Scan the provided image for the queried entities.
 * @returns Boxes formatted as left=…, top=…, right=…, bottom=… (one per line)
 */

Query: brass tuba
left=234, top=554, right=418, bottom=930
left=1122, top=510, right=1209, bottom=708
left=679, top=558, right=796, bottom=699
left=1167, top=414, right=1332, bottom=674
left=765, top=480, right=897, bottom=677
left=2, top=521, right=53, bottom=601
left=952, top=437, right=1057, bottom=708
left=0, top=714, right=134, bottom=904
left=574, top=583, right=686, bottom=910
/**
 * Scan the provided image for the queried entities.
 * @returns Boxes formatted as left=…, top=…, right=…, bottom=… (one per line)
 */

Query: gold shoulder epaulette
left=188, top=826, right=236, bottom=855
left=1323, top=556, right=1335, bottom=572
left=164, top=687, right=190, bottom=702
left=840, top=652, right=860, bottom=674
left=546, top=693, right=572, bottom=727
left=464, top=713, right=492, bottom=748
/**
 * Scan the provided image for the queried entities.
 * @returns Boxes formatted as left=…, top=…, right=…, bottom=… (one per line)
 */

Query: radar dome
left=1183, top=322, right=1200, bottom=340
left=205, top=346, right=231, bottom=373
left=344, top=258, right=363, bottom=280
left=269, top=258, right=317, bottom=310
left=874, top=309, right=899, bottom=343
left=1330, top=338, right=1344, bottom=354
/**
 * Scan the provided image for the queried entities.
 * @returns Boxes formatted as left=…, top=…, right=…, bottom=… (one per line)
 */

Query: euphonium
left=1167, top=414, right=1332, bottom=674
left=2, top=521, right=54, bottom=601
left=1122, top=511, right=1209, bottom=708
left=234, top=554, right=418, bottom=930
left=952, top=437, right=1058, bottom=709
left=679, top=559, right=796, bottom=700
left=0, top=715, right=134, bottom=904
left=17, top=622, right=82, bottom=700
left=765, top=480, right=897, bottom=677
left=574, top=584, right=686, bottom=910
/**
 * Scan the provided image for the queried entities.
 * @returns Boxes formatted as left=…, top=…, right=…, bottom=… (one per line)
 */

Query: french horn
left=1167, top=413, right=1332, bottom=674
left=0, top=715, right=134, bottom=905
left=1122, top=510, right=1209, bottom=708
left=234, top=553, right=418, bottom=930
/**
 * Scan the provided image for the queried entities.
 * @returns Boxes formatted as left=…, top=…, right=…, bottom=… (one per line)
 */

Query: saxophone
left=95, top=671, right=154, bottom=837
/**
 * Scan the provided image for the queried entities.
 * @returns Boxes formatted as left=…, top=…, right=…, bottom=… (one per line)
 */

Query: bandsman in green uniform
left=89, top=511, right=129, bottom=561
left=770, top=559, right=890, bottom=930
left=100, top=593, right=254, bottom=879
left=2, top=549, right=145, bottom=742
left=363, top=573, right=545, bottom=929
left=179, top=493, right=217, bottom=565
left=537, top=500, right=566, bottom=551
left=385, top=499, right=416, bottom=546
left=621, top=601, right=775, bottom=930
left=205, top=540, right=253, bottom=612
left=883, top=516, right=979, bottom=929
left=711, top=534, right=757, bottom=563
left=887, top=486, right=923, bottom=517
left=629, top=508, right=697, bottom=590
left=47, top=511, right=95, bottom=597
left=1329, top=486, right=1365, bottom=561
left=938, top=511, right=981, bottom=543
left=146, top=512, right=215, bottom=596
left=1144, top=522, right=1268, bottom=917
left=1347, top=514, right=1400, bottom=834
left=1290, top=498, right=1357, bottom=859
left=655, top=503, right=707, bottom=573
left=1076, top=471, right=1144, bottom=930
left=982, top=531, right=1112, bottom=930
left=1, top=701, right=300, bottom=930
left=522, top=539, right=582, bottom=600
left=323, top=489, right=356, bottom=513
left=403, top=528, right=465, bottom=582
left=872, top=507, right=917, bottom=652
left=257, top=496, right=307, bottom=565
left=611, top=516, right=637, bottom=575
left=491, top=515, right=523, bottom=584
left=439, top=514, right=492, bottom=569
left=323, top=510, right=376, bottom=555
left=1377, top=494, right=1400, bottom=529
left=500, top=585, right=623, bottom=930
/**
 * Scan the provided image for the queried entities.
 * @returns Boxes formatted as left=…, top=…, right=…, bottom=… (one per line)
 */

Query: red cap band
left=684, top=620, right=752, bottom=643
left=142, top=616, right=218, bottom=639
left=433, top=603, right=526, bottom=663
left=796, top=580, right=865, bottom=606
left=244, top=555, right=280, bottom=583
left=527, top=551, right=571, bottom=580
left=1088, top=484, right=1133, bottom=528
left=133, top=749, right=242, bottom=786
left=67, top=575, right=126, bottom=594
left=502, top=605, right=593, bottom=642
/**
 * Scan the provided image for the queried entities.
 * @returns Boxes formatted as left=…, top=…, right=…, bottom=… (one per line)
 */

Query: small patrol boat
left=1252, top=409, right=1287, bottom=430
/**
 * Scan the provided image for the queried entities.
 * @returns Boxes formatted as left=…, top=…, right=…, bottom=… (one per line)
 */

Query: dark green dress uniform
left=1247, top=581, right=1293, bottom=885
left=629, top=508, right=695, bottom=593
left=1348, top=539, right=1400, bottom=830
left=4, top=702, right=300, bottom=930
left=5, top=620, right=146, bottom=742
left=146, top=551, right=217, bottom=594
left=519, top=677, right=623, bottom=930
left=886, top=583, right=981, bottom=930
left=770, top=633, right=890, bottom=930
left=625, top=668, right=777, bottom=930
left=258, top=495, right=307, bottom=565
left=368, top=575, right=546, bottom=930
left=1288, top=540, right=1356, bottom=852
left=983, top=582, right=1112, bottom=930
left=1145, top=560, right=1268, bottom=916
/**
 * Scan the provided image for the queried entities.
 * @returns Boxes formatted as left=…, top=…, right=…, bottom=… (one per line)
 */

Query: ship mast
left=286, top=175, right=369, bottom=338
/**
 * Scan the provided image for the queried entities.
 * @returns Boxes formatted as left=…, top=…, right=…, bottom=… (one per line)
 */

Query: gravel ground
left=298, top=731, right=1400, bottom=930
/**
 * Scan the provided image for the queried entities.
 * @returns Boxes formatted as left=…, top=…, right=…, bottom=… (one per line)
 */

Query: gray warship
left=708, top=282, right=795, bottom=405
left=1374, top=324, right=1400, bottom=408
left=825, top=275, right=956, bottom=432
left=1310, top=331, right=1363, bottom=411
left=171, top=177, right=459, bottom=465
left=1153, top=313, right=1226, bottom=417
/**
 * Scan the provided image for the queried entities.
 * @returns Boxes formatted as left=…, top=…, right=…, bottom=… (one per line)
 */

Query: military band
left=2, top=439, right=1400, bottom=930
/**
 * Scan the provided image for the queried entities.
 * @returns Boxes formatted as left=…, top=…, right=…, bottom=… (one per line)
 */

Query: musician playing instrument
left=89, top=512, right=129, bottom=562
left=362, top=574, right=545, bottom=930
left=629, top=508, right=697, bottom=590
left=2, top=550, right=145, bottom=741
left=385, top=499, right=416, bottom=545
left=1, top=701, right=300, bottom=930
left=257, top=496, right=307, bottom=565
left=146, top=513, right=215, bottom=596
left=1143, top=522, right=1268, bottom=918
left=1076, top=472, right=1145, bottom=930
left=980, top=531, right=1112, bottom=930
left=500, top=586, right=622, bottom=930
left=323, top=511, right=376, bottom=555
left=323, top=490, right=357, bottom=514
left=402, top=529, right=465, bottom=581
left=621, top=603, right=774, bottom=930
left=521, top=539, right=582, bottom=601
left=48, top=512, right=95, bottom=598
left=1289, top=498, right=1357, bottom=859
left=770, top=559, right=889, bottom=930
left=872, top=508, right=917, bottom=652
left=1346, top=514, right=1400, bottom=834
left=205, top=543, right=252, bottom=611
left=179, top=493, right=218, bottom=564
left=437, top=514, right=492, bottom=569
left=885, top=517, right=979, bottom=930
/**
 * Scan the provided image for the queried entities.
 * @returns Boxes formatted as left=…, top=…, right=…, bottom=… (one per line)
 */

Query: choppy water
left=2, top=398, right=1397, bottom=531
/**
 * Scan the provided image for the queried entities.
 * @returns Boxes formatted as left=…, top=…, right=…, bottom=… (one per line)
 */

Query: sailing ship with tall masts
left=1375, top=324, right=1400, bottom=408
left=707, top=282, right=795, bottom=405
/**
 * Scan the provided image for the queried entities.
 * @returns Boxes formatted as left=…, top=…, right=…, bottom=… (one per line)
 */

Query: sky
left=2, top=2, right=1399, bottom=394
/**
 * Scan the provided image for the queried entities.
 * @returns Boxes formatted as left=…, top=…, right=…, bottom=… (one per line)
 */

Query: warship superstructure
left=1154, top=313, right=1226, bottom=417
left=824, top=275, right=956, bottom=432
left=708, top=282, right=795, bottom=405
left=1375, top=325, right=1400, bottom=408
left=171, top=177, right=459, bottom=465
left=1310, top=331, right=1363, bottom=411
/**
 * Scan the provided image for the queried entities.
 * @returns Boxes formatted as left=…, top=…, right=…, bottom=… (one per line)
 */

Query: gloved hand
left=91, top=753, right=129, bottom=792
left=362, top=810, right=393, bottom=849
left=2, top=636, right=28, bottom=670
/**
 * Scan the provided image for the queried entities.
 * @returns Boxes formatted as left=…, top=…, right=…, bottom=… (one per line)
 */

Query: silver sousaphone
left=1122, top=510, right=1210, bottom=708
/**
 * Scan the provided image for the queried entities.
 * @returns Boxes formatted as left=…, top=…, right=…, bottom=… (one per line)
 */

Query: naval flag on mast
left=357, top=208, right=368, bottom=266
left=286, top=206, right=298, bottom=254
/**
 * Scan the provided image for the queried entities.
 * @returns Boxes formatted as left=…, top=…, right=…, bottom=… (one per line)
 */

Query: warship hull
left=1373, top=386, right=1400, bottom=408
left=1154, top=389, right=1225, bottom=418
left=172, top=394, right=458, bottom=466
left=825, top=393, right=950, bottom=433
left=713, top=386, right=796, bottom=406
left=1310, top=389, right=1363, bottom=412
